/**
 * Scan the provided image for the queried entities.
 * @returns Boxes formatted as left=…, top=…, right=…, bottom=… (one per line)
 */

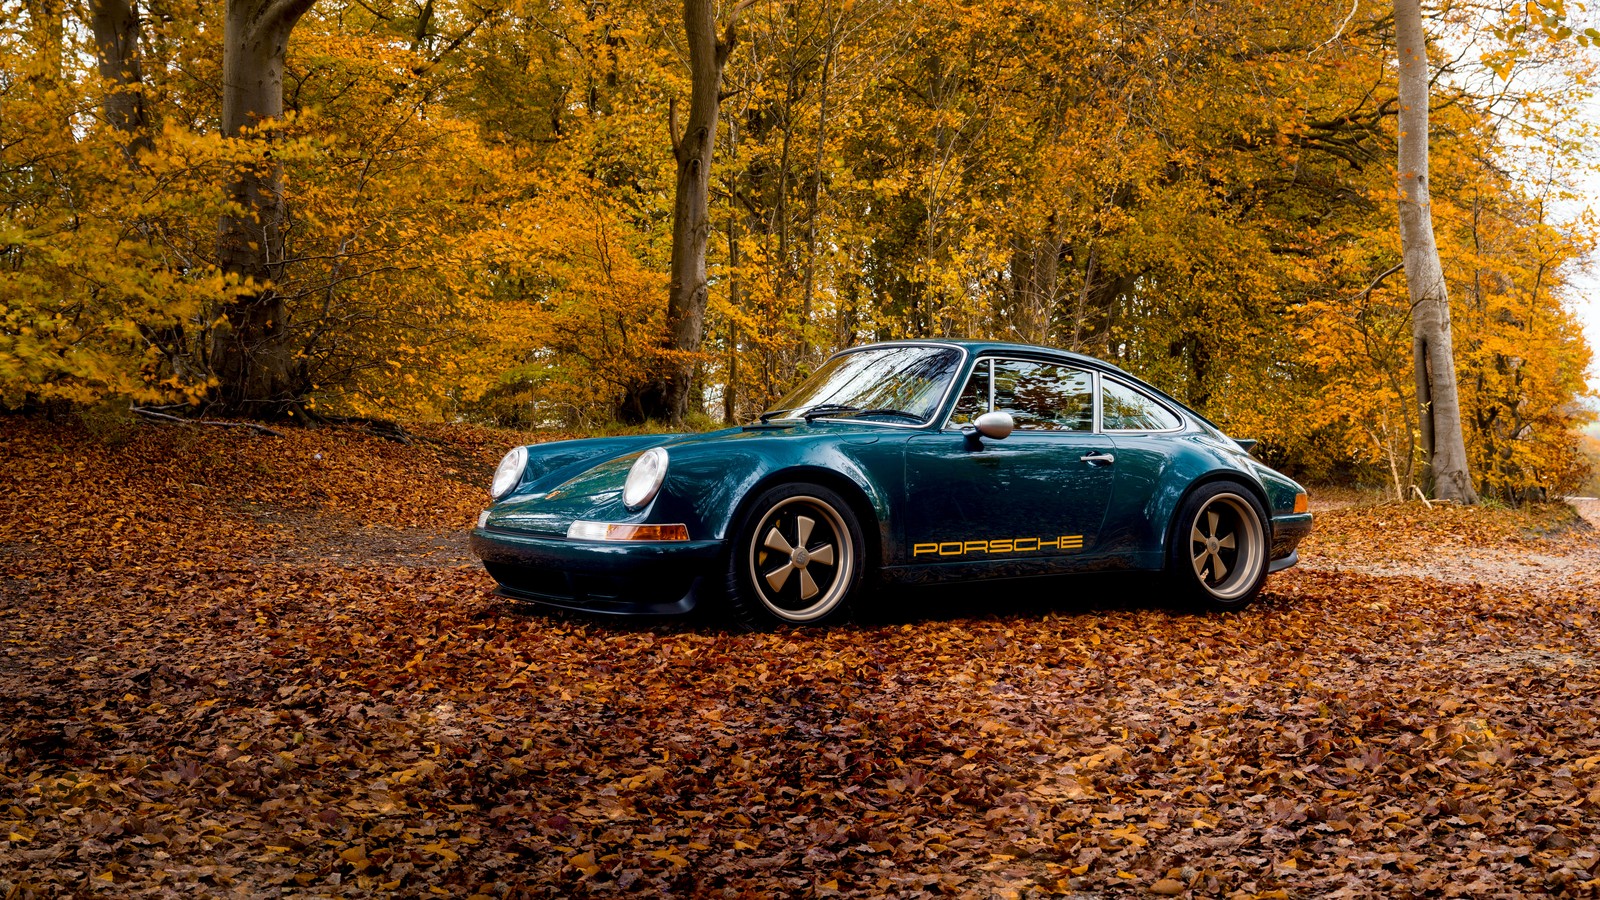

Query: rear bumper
left=1269, top=512, right=1313, bottom=571
left=469, top=527, right=725, bottom=615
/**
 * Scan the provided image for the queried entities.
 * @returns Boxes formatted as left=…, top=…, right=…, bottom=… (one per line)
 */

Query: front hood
left=484, top=421, right=897, bottom=537
left=511, top=421, right=890, bottom=493
left=487, top=452, right=641, bottom=535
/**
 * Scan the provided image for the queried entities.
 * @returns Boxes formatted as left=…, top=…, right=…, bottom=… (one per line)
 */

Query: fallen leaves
left=2, top=419, right=1600, bottom=897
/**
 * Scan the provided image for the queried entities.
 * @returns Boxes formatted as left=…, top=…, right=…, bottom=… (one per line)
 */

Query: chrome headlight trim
left=621, top=447, right=669, bottom=510
left=490, top=446, right=528, bottom=500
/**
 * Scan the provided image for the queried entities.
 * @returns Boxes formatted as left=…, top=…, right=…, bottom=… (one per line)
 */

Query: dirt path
left=1300, top=498, right=1600, bottom=593
left=1573, top=497, right=1600, bottom=530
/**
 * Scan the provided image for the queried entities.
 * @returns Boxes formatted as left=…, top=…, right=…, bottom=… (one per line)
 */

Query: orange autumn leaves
left=4, top=419, right=1600, bottom=896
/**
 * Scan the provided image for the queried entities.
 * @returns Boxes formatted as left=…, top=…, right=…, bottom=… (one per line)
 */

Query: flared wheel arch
left=723, top=468, right=885, bottom=574
left=1162, top=474, right=1274, bottom=565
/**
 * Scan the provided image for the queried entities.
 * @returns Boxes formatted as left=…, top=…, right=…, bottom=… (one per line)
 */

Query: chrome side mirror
left=963, top=410, right=1014, bottom=450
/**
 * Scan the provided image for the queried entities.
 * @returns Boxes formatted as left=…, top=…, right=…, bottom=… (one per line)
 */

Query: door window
left=951, top=358, right=1095, bottom=431
left=995, top=360, right=1093, bottom=431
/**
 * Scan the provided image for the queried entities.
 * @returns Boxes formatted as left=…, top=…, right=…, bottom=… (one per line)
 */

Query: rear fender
left=1131, top=437, right=1267, bottom=559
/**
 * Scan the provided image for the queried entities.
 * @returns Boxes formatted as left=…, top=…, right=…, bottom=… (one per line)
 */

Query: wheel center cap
left=791, top=547, right=812, bottom=567
left=1206, top=537, right=1219, bottom=553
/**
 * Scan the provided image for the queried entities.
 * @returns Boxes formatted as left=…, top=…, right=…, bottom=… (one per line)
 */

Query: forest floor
left=3, top=416, right=1599, bottom=899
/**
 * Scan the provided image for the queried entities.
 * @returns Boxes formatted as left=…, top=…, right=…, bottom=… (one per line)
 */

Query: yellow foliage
left=0, top=0, right=1593, bottom=499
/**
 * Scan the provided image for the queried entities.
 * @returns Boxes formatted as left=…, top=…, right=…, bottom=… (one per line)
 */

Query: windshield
left=761, top=345, right=964, bottom=424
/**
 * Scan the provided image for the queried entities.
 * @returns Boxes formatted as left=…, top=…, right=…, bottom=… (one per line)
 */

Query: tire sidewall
left=725, top=482, right=866, bottom=629
left=1169, top=481, right=1271, bottom=610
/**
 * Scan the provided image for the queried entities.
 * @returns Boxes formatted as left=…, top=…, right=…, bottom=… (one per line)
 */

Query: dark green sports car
left=470, top=340, right=1312, bottom=627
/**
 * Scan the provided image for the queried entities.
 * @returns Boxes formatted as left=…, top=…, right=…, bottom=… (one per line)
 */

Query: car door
left=901, top=357, right=1117, bottom=574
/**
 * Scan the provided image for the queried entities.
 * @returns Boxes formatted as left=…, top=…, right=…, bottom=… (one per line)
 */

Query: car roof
left=837, top=338, right=1136, bottom=380
left=835, top=339, right=1231, bottom=436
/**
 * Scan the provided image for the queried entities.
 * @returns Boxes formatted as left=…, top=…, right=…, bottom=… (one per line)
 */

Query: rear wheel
left=727, top=483, right=864, bottom=629
left=1169, top=482, right=1269, bottom=610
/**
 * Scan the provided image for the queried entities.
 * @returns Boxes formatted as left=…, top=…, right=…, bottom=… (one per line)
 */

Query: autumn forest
left=2, top=0, right=1596, bottom=499
left=8, top=2, right=1600, bottom=896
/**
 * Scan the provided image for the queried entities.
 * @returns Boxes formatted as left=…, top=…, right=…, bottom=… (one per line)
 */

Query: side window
left=994, top=360, right=1094, bottom=432
left=948, top=361, right=991, bottom=426
left=1101, top=379, right=1182, bottom=431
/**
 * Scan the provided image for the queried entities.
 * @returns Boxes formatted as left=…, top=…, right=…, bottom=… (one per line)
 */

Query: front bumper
left=469, top=527, right=725, bottom=615
left=1269, top=512, right=1313, bottom=571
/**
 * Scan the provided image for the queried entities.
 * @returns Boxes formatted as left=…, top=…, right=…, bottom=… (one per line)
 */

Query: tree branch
left=254, top=0, right=320, bottom=43
left=718, top=0, right=761, bottom=64
left=1309, top=0, right=1360, bottom=58
left=1351, top=262, right=1404, bottom=301
left=133, top=406, right=285, bottom=436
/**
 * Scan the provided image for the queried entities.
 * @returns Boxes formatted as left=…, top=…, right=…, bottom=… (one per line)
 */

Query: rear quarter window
left=1102, top=379, right=1182, bottom=431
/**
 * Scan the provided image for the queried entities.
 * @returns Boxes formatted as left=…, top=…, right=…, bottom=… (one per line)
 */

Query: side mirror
left=963, top=410, right=1014, bottom=450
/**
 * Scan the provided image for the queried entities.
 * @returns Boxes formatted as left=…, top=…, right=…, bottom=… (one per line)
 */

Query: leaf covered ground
left=3, top=418, right=1600, bottom=898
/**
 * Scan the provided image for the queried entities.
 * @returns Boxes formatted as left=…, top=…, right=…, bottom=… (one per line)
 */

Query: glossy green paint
left=483, top=423, right=901, bottom=543
left=476, top=339, right=1312, bottom=604
left=901, top=430, right=1116, bottom=573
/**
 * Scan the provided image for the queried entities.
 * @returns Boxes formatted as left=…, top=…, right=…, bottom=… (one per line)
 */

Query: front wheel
left=1169, top=483, right=1270, bottom=610
left=726, top=483, right=865, bottom=629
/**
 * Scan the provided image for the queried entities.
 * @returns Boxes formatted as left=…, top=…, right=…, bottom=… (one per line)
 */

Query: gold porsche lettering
left=913, top=535, right=1084, bottom=558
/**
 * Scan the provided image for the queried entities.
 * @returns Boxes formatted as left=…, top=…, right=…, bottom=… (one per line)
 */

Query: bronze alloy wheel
left=1171, top=483, right=1269, bottom=609
left=747, top=495, right=854, bottom=623
left=729, top=483, right=865, bottom=628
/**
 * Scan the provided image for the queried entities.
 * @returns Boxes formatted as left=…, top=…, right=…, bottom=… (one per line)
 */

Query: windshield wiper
left=800, top=403, right=861, bottom=421
left=844, top=407, right=925, bottom=422
left=758, top=409, right=793, bottom=423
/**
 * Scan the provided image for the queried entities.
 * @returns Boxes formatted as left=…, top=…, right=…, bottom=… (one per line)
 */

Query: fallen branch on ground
left=317, top=415, right=415, bottom=445
left=131, top=406, right=284, bottom=437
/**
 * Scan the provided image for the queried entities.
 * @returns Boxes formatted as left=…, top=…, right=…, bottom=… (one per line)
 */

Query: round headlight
left=622, top=447, right=669, bottom=510
left=490, top=446, right=528, bottom=499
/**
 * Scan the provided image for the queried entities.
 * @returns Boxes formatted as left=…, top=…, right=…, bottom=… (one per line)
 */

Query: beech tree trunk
left=89, top=0, right=154, bottom=160
left=622, top=0, right=746, bottom=423
left=212, top=0, right=318, bottom=417
left=1394, top=0, right=1478, bottom=503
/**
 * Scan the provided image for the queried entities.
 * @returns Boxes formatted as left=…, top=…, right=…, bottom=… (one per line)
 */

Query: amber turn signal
left=567, top=521, right=691, bottom=542
left=1293, top=492, right=1309, bottom=514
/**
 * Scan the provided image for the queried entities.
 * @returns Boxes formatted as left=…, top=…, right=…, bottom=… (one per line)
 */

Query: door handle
left=1080, top=451, right=1116, bottom=466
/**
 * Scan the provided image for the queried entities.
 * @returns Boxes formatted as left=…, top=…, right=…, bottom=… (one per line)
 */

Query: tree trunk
left=89, top=0, right=154, bottom=160
left=26, top=0, right=64, bottom=88
left=1394, top=0, right=1477, bottom=503
left=799, top=11, right=839, bottom=366
left=624, top=0, right=745, bottom=423
left=1069, top=245, right=1097, bottom=352
left=1009, top=222, right=1061, bottom=345
left=724, top=114, right=743, bottom=424
left=212, top=0, right=319, bottom=417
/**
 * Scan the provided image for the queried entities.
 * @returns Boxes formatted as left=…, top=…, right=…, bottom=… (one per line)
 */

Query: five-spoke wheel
left=727, top=483, right=864, bottom=628
left=1170, top=483, right=1268, bottom=609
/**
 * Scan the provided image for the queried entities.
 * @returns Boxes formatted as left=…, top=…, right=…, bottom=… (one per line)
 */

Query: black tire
left=726, top=483, right=866, bottom=629
left=1168, top=482, right=1270, bottom=610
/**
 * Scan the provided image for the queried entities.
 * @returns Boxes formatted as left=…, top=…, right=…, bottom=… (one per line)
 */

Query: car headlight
left=622, top=447, right=668, bottom=510
left=490, top=446, right=528, bottom=500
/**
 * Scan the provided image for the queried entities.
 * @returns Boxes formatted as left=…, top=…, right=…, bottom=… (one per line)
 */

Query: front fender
left=510, top=434, right=688, bottom=497
left=651, top=435, right=897, bottom=543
